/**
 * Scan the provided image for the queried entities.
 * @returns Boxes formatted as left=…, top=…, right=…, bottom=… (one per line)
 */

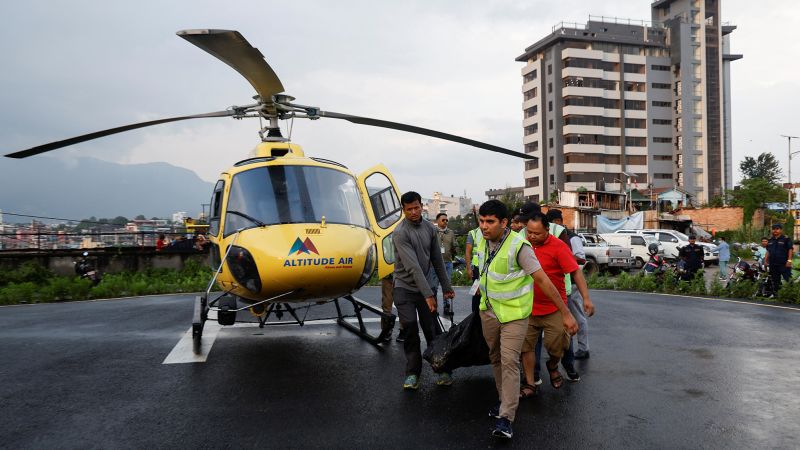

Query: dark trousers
left=769, top=265, right=791, bottom=294
left=394, top=287, right=443, bottom=376
left=470, top=265, right=481, bottom=313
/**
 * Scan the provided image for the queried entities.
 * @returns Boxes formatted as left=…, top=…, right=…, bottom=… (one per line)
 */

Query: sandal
left=519, top=383, right=537, bottom=399
left=546, top=360, right=564, bottom=389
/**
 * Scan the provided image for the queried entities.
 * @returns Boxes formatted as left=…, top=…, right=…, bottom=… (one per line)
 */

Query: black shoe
left=488, top=402, right=501, bottom=419
left=491, top=417, right=513, bottom=439
left=564, top=365, right=580, bottom=382
left=377, top=329, right=392, bottom=344
left=574, top=350, right=590, bottom=359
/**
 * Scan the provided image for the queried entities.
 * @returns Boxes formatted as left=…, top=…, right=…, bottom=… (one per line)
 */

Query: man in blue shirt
left=717, top=237, right=730, bottom=280
left=765, top=224, right=794, bottom=295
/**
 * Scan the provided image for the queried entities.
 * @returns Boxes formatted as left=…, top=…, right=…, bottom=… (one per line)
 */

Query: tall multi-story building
left=517, top=0, right=740, bottom=204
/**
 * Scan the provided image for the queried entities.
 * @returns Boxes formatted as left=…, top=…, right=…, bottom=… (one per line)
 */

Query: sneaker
left=574, top=350, right=590, bottom=360
left=402, top=375, right=419, bottom=390
left=395, top=329, right=406, bottom=343
left=491, top=417, right=513, bottom=439
left=488, top=402, right=501, bottom=419
left=533, top=373, right=542, bottom=386
left=436, top=372, right=453, bottom=386
left=564, top=365, right=581, bottom=382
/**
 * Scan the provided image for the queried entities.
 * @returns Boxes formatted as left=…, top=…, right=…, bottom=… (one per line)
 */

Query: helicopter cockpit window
left=223, top=166, right=369, bottom=235
left=209, top=180, right=225, bottom=236
left=364, top=173, right=401, bottom=229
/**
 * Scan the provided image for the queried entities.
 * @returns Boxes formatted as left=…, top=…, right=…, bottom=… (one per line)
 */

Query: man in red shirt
left=519, top=211, right=592, bottom=393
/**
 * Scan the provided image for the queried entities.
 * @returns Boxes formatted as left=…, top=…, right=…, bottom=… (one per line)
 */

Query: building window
left=548, top=119, right=553, bottom=130
left=525, top=160, right=539, bottom=170
left=564, top=134, right=621, bottom=146
left=653, top=137, right=673, bottom=143
left=651, top=82, right=670, bottom=89
left=565, top=96, right=620, bottom=109
left=624, top=100, right=646, bottom=110
left=549, top=156, right=554, bottom=166
left=654, top=173, right=673, bottom=179
left=652, top=118, right=672, bottom=125
left=549, top=137, right=554, bottom=148
left=623, top=63, right=645, bottom=74
left=652, top=100, right=672, bottom=107
left=627, top=155, right=647, bottom=165
left=624, top=118, right=646, bottom=129
left=524, top=88, right=537, bottom=101
left=625, top=136, right=647, bottom=147
left=523, top=70, right=537, bottom=83
left=547, top=64, right=552, bottom=75
left=651, top=64, right=671, bottom=71
left=548, top=101, right=553, bottom=112
left=524, top=106, right=538, bottom=118
left=526, top=177, right=540, bottom=188
left=653, top=155, right=672, bottom=161
left=525, top=141, right=539, bottom=153
left=524, top=124, right=539, bottom=135
left=549, top=174, right=555, bottom=184
left=624, top=82, right=646, bottom=92
left=564, top=153, right=621, bottom=164
left=548, top=82, right=553, bottom=93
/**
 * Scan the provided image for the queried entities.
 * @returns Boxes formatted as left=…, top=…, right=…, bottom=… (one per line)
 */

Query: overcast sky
left=1, top=0, right=798, bottom=206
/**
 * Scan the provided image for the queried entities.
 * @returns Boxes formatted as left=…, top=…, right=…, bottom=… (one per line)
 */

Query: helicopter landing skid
left=334, top=295, right=396, bottom=348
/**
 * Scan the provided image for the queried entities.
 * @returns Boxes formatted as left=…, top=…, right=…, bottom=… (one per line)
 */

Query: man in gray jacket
left=393, top=191, right=455, bottom=390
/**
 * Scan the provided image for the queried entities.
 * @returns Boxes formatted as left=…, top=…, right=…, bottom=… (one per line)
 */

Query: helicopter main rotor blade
left=318, top=111, right=535, bottom=160
left=4, top=110, right=235, bottom=159
left=177, top=29, right=285, bottom=113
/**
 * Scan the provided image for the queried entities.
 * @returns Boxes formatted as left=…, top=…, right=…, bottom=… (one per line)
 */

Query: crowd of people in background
left=382, top=192, right=595, bottom=440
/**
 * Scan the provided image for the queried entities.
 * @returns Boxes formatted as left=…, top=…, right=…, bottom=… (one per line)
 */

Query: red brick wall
left=675, top=207, right=763, bottom=231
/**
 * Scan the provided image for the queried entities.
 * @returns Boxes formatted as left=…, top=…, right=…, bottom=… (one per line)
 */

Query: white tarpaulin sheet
left=597, top=212, right=644, bottom=234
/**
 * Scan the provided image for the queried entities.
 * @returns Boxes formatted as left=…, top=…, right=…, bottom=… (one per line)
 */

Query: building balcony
left=624, top=109, right=647, bottom=119
left=565, top=162, right=622, bottom=173
left=564, top=143, right=622, bottom=154
left=623, top=91, right=647, bottom=101
left=522, top=80, right=537, bottom=93
left=561, top=47, right=603, bottom=60
left=562, top=66, right=604, bottom=79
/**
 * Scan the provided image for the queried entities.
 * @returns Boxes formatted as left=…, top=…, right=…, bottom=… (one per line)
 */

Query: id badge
left=469, top=279, right=480, bottom=296
left=440, top=245, right=445, bottom=254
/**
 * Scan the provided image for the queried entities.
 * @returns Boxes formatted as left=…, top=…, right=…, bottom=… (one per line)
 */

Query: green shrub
left=586, top=272, right=613, bottom=289
left=775, top=281, right=800, bottom=304
left=0, top=261, right=54, bottom=287
left=0, top=282, right=40, bottom=304
left=727, top=279, right=757, bottom=298
left=708, top=278, right=727, bottom=297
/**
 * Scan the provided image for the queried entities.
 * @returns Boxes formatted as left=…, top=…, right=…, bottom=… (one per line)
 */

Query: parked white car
left=600, top=233, right=663, bottom=269
left=614, top=229, right=719, bottom=264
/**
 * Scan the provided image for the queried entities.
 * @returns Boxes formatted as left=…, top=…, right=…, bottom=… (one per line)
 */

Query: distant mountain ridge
left=0, top=157, right=214, bottom=223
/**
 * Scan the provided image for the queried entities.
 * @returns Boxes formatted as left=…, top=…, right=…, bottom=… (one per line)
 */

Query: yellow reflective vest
left=478, top=231, right=534, bottom=323
left=468, top=227, right=482, bottom=268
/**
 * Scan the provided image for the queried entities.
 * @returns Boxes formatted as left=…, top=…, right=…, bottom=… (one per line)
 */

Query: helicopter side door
left=356, top=165, right=402, bottom=279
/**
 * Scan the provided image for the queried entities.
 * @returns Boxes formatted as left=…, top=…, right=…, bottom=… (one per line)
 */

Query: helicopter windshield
left=224, top=165, right=369, bottom=235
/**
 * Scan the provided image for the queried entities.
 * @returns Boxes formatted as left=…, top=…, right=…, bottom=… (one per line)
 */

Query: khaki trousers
left=480, top=310, right=528, bottom=422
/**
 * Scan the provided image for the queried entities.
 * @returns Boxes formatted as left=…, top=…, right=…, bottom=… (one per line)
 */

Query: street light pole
left=781, top=134, right=800, bottom=239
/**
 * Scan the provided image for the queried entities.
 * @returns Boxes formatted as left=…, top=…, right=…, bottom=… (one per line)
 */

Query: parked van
left=614, top=229, right=719, bottom=264
left=600, top=233, right=663, bottom=269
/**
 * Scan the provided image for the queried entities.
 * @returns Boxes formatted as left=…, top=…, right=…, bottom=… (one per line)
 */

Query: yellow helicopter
left=5, top=29, right=534, bottom=353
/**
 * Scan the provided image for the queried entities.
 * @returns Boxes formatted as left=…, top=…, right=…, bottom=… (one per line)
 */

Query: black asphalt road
left=1, top=288, right=798, bottom=449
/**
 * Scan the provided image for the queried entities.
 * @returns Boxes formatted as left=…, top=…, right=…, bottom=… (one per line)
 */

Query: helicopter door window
left=209, top=180, right=225, bottom=236
left=364, top=173, right=401, bottom=229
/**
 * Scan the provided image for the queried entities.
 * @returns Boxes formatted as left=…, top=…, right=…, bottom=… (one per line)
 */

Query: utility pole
left=781, top=134, right=800, bottom=239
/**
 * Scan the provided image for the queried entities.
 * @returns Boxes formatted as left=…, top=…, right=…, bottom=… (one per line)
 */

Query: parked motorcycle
left=74, top=252, right=102, bottom=285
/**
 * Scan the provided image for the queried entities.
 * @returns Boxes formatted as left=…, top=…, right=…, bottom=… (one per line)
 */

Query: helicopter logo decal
left=289, top=237, right=319, bottom=256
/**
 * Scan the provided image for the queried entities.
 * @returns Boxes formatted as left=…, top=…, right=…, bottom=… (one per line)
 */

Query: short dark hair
left=435, top=212, right=448, bottom=220
left=761, top=237, right=769, bottom=241
left=546, top=209, right=563, bottom=222
left=400, top=191, right=422, bottom=206
left=772, top=223, right=783, bottom=229
left=689, top=235, right=696, bottom=240
left=524, top=211, right=550, bottom=229
left=478, top=199, right=508, bottom=221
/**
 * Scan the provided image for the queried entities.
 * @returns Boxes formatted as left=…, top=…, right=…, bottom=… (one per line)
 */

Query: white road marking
left=598, top=289, right=800, bottom=312
left=162, top=316, right=382, bottom=364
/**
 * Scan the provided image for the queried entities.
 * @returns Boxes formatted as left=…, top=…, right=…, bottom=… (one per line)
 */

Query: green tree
left=134, top=214, right=146, bottom=220
left=111, top=216, right=128, bottom=227
left=740, top=152, right=782, bottom=184
left=729, top=178, right=787, bottom=225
